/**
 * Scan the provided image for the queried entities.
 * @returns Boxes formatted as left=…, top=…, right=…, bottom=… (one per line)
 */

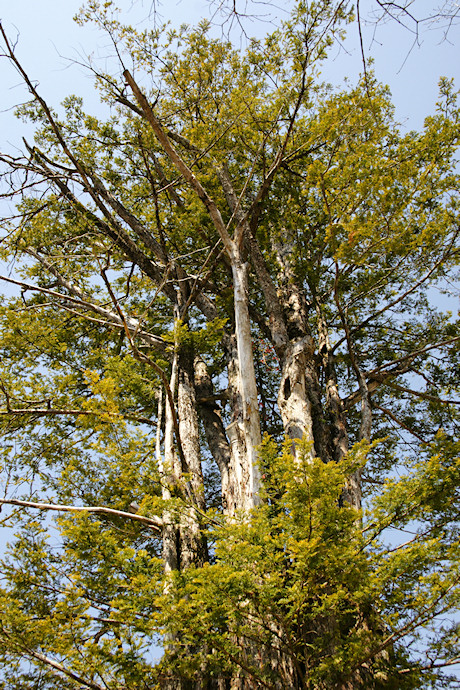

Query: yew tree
left=0, top=1, right=459, bottom=688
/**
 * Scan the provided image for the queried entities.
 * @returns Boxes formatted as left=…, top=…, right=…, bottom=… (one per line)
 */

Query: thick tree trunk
left=161, top=344, right=207, bottom=572
left=177, top=346, right=208, bottom=567
left=161, top=350, right=210, bottom=690
left=162, top=352, right=180, bottom=575
left=275, top=243, right=328, bottom=461
left=277, top=336, right=316, bottom=451
left=316, top=305, right=349, bottom=465
left=231, top=259, right=262, bottom=511
left=225, top=334, right=256, bottom=516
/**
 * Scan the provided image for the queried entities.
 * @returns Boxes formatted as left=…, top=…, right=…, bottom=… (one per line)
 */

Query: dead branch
left=0, top=497, right=163, bottom=531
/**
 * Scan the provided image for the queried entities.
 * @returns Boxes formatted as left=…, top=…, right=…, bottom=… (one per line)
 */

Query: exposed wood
left=0, top=498, right=163, bottom=531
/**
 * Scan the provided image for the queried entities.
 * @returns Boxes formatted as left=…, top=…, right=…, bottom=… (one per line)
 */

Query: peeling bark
left=218, top=165, right=288, bottom=353
left=178, top=350, right=206, bottom=509
left=125, top=70, right=263, bottom=513
left=275, top=240, right=309, bottom=341
left=177, top=346, right=208, bottom=567
left=225, top=334, right=252, bottom=516
left=162, top=353, right=180, bottom=575
left=278, top=336, right=315, bottom=452
left=276, top=241, right=327, bottom=460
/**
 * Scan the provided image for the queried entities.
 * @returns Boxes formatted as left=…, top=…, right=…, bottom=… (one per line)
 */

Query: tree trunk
left=195, top=356, right=231, bottom=511
left=177, top=345, right=208, bottom=567
left=162, top=350, right=180, bottom=575
left=225, top=334, right=255, bottom=517
left=275, top=243, right=329, bottom=462
left=231, top=258, right=262, bottom=512
left=277, top=336, right=316, bottom=452
left=161, top=342, right=207, bottom=572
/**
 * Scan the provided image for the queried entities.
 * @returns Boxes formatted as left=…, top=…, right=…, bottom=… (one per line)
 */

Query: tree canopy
left=0, top=1, right=459, bottom=688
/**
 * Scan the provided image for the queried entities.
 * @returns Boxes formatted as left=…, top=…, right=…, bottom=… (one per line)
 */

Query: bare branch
left=123, top=69, right=235, bottom=257
left=0, top=273, right=167, bottom=353
left=0, top=405, right=156, bottom=426
left=333, top=227, right=460, bottom=353
left=0, top=497, right=163, bottom=531
left=373, top=403, right=427, bottom=443
left=0, top=626, right=106, bottom=690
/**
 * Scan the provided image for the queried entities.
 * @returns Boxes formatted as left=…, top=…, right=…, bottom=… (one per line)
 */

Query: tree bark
left=277, top=336, right=316, bottom=452
left=276, top=241, right=327, bottom=461
left=161, top=351, right=180, bottom=575
left=195, top=357, right=231, bottom=511
left=177, top=345, right=208, bottom=567
left=231, top=258, right=262, bottom=512
left=316, top=305, right=349, bottom=465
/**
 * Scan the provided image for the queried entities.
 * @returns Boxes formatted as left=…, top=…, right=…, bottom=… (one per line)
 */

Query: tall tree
left=0, top=1, right=459, bottom=687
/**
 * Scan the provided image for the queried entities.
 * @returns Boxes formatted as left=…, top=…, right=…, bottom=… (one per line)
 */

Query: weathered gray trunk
left=177, top=346, right=208, bottom=567
left=231, top=258, right=262, bottom=512
left=161, top=342, right=207, bottom=573
left=277, top=336, right=316, bottom=453
left=196, top=256, right=265, bottom=518
left=225, top=334, right=256, bottom=516
left=161, top=352, right=180, bottom=575
left=276, top=242, right=327, bottom=461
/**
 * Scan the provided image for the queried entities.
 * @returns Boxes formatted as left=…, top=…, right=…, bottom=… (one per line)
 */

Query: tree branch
left=373, top=403, right=427, bottom=442
left=0, top=629, right=106, bottom=690
left=123, top=69, right=235, bottom=257
left=0, top=273, right=167, bottom=353
left=0, top=497, right=163, bottom=530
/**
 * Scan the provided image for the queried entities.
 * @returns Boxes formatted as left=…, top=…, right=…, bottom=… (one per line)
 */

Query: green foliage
left=157, top=437, right=460, bottom=688
left=0, top=0, right=459, bottom=687
left=0, top=433, right=459, bottom=687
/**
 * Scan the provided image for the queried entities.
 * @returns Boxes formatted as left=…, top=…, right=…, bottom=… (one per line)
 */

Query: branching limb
left=0, top=498, right=163, bottom=530
left=0, top=274, right=167, bottom=353
left=217, top=165, right=288, bottom=351
left=333, top=226, right=460, bottom=353
left=384, top=380, right=460, bottom=406
left=343, top=336, right=460, bottom=410
left=124, top=69, right=235, bottom=256
left=0, top=405, right=155, bottom=426
left=0, top=626, right=106, bottom=690
left=373, top=403, right=427, bottom=443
